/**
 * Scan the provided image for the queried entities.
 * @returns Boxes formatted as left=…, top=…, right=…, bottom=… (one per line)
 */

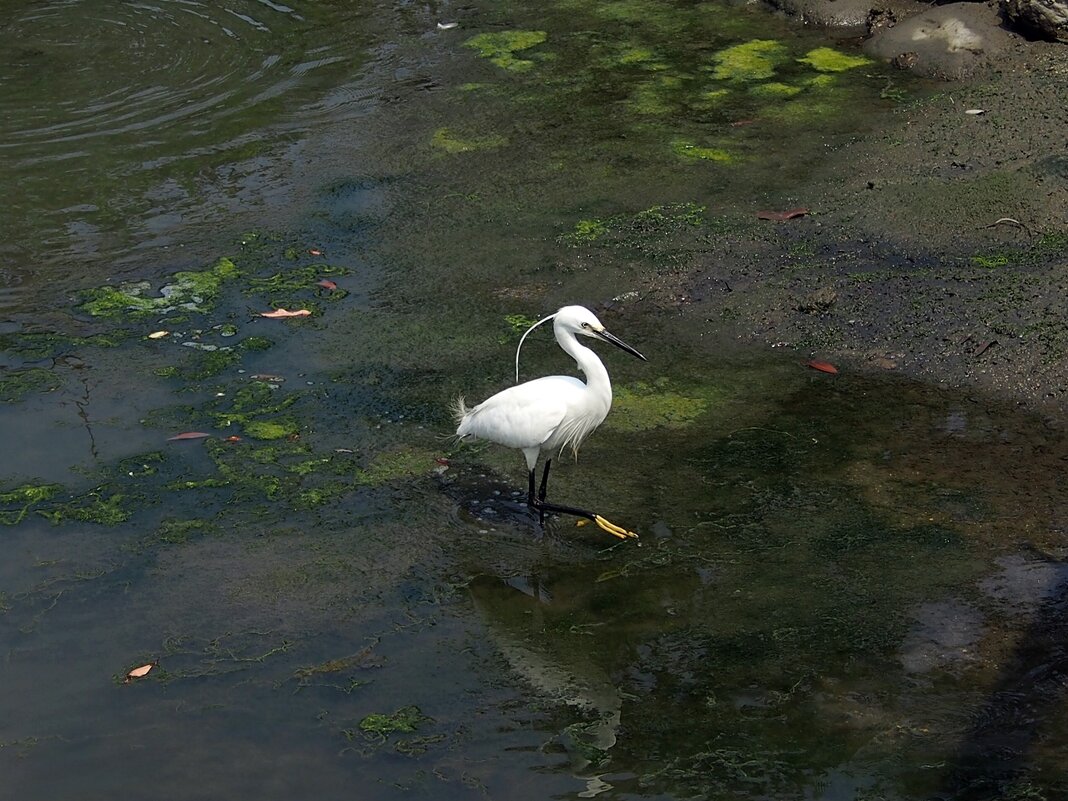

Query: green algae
left=238, top=335, right=274, bottom=352
left=80, top=257, right=240, bottom=319
left=562, top=218, right=610, bottom=245
left=749, top=81, right=803, bottom=99
left=1, top=484, right=62, bottom=525
left=431, top=127, right=508, bottom=154
left=464, top=30, right=547, bottom=72
left=156, top=518, right=218, bottom=545
left=710, top=40, right=786, bottom=82
left=607, top=380, right=708, bottom=432
left=504, top=313, right=540, bottom=332
left=0, top=367, right=61, bottom=402
left=357, top=705, right=427, bottom=737
left=797, top=47, right=872, bottom=72
left=671, top=139, right=735, bottom=163
left=562, top=203, right=708, bottom=250
left=971, top=253, right=1011, bottom=269
left=39, top=492, right=130, bottom=526
left=179, top=348, right=241, bottom=381
left=243, top=420, right=299, bottom=441
left=246, top=263, right=348, bottom=300
left=628, top=75, right=681, bottom=115
left=354, top=447, right=438, bottom=487
left=0, top=331, right=122, bottom=359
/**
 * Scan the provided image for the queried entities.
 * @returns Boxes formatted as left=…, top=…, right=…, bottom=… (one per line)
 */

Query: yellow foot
left=593, top=514, right=639, bottom=540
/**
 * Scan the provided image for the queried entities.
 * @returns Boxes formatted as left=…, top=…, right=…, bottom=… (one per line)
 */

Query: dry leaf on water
left=308, top=248, right=323, bottom=256
left=124, top=662, right=157, bottom=683
left=147, top=330, right=170, bottom=339
left=317, top=279, right=338, bottom=291
left=258, top=309, right=312, bottom=319
left=168, top=431, right=211, bottom=441
left=804, top=359, right=839, bottom=375
left=757, top=208, right=809, bottom=222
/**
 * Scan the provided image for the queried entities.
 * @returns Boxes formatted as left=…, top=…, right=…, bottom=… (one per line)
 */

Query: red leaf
left=804, top=359, right=839, bottom=375
left=317, top=279, right=338, bottom=291
left=756, top=208, right=809, bottom=222
left=258, top=308, right=312, bottom=319
left=225, top=435, right=242, bottom=443
left=168, top=432, right=211, bottom=441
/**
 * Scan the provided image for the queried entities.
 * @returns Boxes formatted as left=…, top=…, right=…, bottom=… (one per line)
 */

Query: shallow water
left=3, top=1, right=1068, bottom=799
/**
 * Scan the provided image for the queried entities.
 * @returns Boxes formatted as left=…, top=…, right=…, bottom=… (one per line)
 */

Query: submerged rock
left=863, top=2, right=1016, bottom=78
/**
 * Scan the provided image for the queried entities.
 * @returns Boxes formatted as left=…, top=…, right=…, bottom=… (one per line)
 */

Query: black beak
left=597, top=328, right=647, bottom=361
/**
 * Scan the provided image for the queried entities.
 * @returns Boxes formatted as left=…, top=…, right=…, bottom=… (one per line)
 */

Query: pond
left=3, top=1, right=1067, bottom=799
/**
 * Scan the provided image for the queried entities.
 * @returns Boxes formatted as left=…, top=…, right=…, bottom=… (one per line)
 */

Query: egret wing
left=457, top=376, right=583, bottom=450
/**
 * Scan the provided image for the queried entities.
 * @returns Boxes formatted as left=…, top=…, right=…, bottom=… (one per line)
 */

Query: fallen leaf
left=437, top=21, right=458, bottom=29
left=225, top=435, right=242, bottom=442
left=147, top=330, right=170, bottom=339
left=124, top=662, right=157, bottom=683
left=804, top=359, right=839, bottom=375
left=258, top=308, right=312, bottom=319
left=757, top=208, right=809, bottom=221
left=308, top=248, right=323, bottom=256
left=317, top=279, right=338, bottom=291
left=168, top=431, right=211, bottom=441
left=965, top=108, right=985, bottom=115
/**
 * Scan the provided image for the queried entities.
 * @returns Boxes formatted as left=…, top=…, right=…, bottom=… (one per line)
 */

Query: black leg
left=538, top=459, right=552, bottom=503
left=523, top=469, right=542, bottom=527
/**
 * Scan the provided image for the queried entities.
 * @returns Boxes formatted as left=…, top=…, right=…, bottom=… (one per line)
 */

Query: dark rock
left=1002, top=0, right=1068, bottom=41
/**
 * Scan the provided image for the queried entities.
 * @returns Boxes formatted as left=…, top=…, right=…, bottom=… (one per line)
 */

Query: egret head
left=515, top=305, right=645, bottom=382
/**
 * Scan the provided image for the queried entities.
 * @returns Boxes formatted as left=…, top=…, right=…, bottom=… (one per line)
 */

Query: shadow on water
left=940, top=547, right=1068, bottom=800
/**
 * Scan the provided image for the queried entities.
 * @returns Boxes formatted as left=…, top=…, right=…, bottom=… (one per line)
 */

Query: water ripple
left=0, top=0, right=306, bottom=154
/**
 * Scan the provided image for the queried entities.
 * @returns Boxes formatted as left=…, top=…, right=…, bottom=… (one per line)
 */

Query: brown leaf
left=225, top=435, right=242, bottom=443
left=168, top=432, right=211, bottom=441
left=258, top=308, right=312, bottom=319
left=317, top=279, right=338, bottom=291
left=804, top=359, right=839, bottom=375
left=308, top=248, right=323, bottom=256
left=757, top=208, right=809, bottom=222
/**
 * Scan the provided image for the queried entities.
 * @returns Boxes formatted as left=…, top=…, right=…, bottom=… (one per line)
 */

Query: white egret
left=454, top=305, right=646, bottom=539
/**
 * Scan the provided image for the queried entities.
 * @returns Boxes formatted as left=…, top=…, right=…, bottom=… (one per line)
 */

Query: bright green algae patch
left=464, top=30, right=548, bottom=72
left=710, top=39, right=787, bottom=82
left=80, top=257, right=239, bottom=318
left=797, top=46, right=873, bottom=72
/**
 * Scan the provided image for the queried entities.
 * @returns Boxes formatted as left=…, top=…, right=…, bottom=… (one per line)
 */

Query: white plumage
left=454, top=305, right=646, bottom=539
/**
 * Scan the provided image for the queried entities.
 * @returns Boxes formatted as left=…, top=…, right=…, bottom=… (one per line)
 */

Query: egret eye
left=581, top=322, right=591, bottom=330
